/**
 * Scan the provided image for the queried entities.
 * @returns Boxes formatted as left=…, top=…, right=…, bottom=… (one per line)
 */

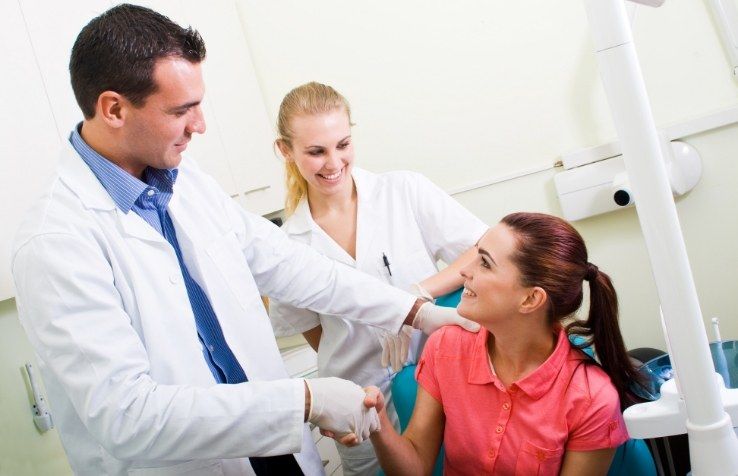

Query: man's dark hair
left=70, top=3, right=206, bottom=119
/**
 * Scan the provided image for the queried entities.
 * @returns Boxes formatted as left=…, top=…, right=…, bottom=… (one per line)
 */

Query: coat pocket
left=514, top=440, right=565, bottom=476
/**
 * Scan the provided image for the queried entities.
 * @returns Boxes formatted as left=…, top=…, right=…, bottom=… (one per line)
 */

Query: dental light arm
left=583, top=1, right=738, bottom=474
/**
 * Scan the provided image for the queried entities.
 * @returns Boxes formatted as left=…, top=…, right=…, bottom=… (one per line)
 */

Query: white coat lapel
left=165, top=179, right=210, bottom=280
left=116, top=209, right=168, bottom=244
left=58, top=141, right=168, bottom=245
left=289, top=198, right=356, bottom=266
left=282, top=199, right=314, bottom=246
left=58, top=141, right=117, bottom=212
left=353, top=168, right=381, bottom=269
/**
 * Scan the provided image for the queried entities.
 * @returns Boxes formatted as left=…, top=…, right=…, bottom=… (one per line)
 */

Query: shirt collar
left=69, top=124, right=178, bottom=213
left=468, top=327, right=584, bottom=400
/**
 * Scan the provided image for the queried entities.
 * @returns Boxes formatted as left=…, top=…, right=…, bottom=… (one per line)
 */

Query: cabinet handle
left=243, top=185, right=271, bottom=195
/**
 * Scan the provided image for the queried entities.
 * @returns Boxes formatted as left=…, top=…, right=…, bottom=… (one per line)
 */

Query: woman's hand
left=363, top=385, right=385, bottom=413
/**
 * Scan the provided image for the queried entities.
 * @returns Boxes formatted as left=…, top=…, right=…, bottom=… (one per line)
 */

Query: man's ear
left=96, top=91, right=126, bottom=128
left=519, top=286, right=547, bottom=315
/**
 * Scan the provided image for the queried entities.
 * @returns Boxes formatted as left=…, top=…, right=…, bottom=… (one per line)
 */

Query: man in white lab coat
left=11, top=4, right=472, bottom=475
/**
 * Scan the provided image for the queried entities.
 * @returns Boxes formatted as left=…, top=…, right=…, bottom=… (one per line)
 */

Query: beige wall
left=2, top=0, right=737, bottom=472
left=0, top=298, right=72, bottom=475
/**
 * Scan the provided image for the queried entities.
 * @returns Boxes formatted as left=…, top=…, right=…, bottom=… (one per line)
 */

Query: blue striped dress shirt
left=69, top=126, right=247, bottom=384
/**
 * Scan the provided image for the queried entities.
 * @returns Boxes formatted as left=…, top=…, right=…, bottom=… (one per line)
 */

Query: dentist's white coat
left=12, top=143, right=415, bottom=476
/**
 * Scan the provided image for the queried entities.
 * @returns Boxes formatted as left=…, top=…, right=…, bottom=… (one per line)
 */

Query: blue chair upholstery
left=388, top=288, right=656, bottom=476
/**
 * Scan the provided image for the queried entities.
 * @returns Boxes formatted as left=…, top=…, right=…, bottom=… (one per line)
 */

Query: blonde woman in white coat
left=269, top=82, right=487, bottom=475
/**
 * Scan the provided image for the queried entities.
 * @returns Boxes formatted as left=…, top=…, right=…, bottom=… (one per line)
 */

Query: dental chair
left=388, top=288, right=657, bottom=476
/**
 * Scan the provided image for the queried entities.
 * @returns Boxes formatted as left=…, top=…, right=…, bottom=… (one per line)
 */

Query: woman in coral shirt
left=346, top=212, right=643, bottom=475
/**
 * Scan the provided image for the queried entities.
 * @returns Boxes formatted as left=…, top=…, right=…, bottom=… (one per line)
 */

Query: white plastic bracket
left=24, top=363, right=53, bottom=433
left=554, top=139, right=701, bottom=221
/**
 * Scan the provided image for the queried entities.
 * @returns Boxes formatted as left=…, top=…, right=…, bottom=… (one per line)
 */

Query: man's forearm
left=403, top=298, right=425, bottom=327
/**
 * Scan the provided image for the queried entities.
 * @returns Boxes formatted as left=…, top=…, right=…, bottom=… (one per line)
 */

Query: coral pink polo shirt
left=416, top=326, right=628, bottom=475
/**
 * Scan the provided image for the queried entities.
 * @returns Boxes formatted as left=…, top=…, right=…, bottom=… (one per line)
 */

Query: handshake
left=305, top=378, right=382, bottom=445
left=304, top=284, right=480, bottom=442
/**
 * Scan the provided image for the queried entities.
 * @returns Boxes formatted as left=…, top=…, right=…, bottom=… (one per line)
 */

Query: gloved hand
left=412, top=301, right=481, bottom=335
left=377, top=325, right=414, bottom=372
left=320, top=386, right=386, bottom=448
left=409, top=282, right=435, bottom=303
left=375, top=283, right=435, bottom=371
left=305, top=377, right=380, bottom=443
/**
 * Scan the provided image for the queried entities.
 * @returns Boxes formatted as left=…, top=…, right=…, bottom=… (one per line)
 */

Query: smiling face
left=281, top=108, right=354, bottom=200
left=118, top=57, right=206, bottom=175
left=458, top=224, right=536, bottom=326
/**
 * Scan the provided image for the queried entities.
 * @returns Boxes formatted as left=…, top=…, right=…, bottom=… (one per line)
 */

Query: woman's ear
left=276, top=139, right=292, bottom=160
left=519, top=287, right=547, bottom=314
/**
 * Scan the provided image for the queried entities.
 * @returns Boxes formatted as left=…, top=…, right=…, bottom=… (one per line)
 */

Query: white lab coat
left=269, top=168, right=487, bottom=474
left=12, top=143, right=416, bottom=476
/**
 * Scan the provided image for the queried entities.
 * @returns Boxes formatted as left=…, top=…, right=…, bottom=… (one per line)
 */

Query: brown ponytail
left=501, top=212, right=644, bottom=408
left=567, top=268, right=645, bottom=408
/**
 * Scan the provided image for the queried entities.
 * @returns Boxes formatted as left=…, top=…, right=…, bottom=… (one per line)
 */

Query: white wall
left=235, top=0, right=738, bottom=350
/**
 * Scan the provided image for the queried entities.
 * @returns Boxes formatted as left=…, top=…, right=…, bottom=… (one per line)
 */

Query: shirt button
left=208, top=345, right=215, bottom=352
left=488, top=449, right=495, bottom=458
left=502, top=402, right=511, bottom=411
left=495, top=425, right=504, bottom=434
left=169, top=274, right=179, bottom=284
left=536, top=449, right=546, bottom=461
left=147, top=189, right=155, bottom=197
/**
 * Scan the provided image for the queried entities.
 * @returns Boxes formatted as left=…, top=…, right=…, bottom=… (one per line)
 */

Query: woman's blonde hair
left=276, top=82, right=353, bottom=215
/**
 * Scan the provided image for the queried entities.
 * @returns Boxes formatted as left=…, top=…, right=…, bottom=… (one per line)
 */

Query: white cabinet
left=1, top=0, right=284, bottom=300
left=0, top=0, right=62, bottom=301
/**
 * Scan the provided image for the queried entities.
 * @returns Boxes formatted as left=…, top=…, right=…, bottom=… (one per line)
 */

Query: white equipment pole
left=582, top=1, right=738, bottom=474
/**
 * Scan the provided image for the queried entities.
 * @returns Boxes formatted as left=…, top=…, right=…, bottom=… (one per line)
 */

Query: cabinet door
left=126, top=0, right=238, bottom=195
left=182, top=0, right=285, bottom=215
left=125, top=0, right=285, bottom=213
left=18, top=0, right=113, bottom=139
left=2, top=1, right=285, bottom=299
left=20, top=0, right=240, bottom=196
left=0, top=1, right=63, bottom=300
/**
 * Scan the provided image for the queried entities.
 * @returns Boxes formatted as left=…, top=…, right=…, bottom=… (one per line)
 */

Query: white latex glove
left=409, top=282, right=435, bottom=303
left=412, top=301, right=481, bottom=335
left=375, top=282, right=434, bottom=372
left=377, top=325, right=414, bottom=372
left=305, top=377, right=380, bottom=443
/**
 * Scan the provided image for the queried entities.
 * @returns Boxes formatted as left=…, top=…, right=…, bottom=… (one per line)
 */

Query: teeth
left=321, top=171, right=341, bottom=180
left=463, top=287, right=476, bottom=297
